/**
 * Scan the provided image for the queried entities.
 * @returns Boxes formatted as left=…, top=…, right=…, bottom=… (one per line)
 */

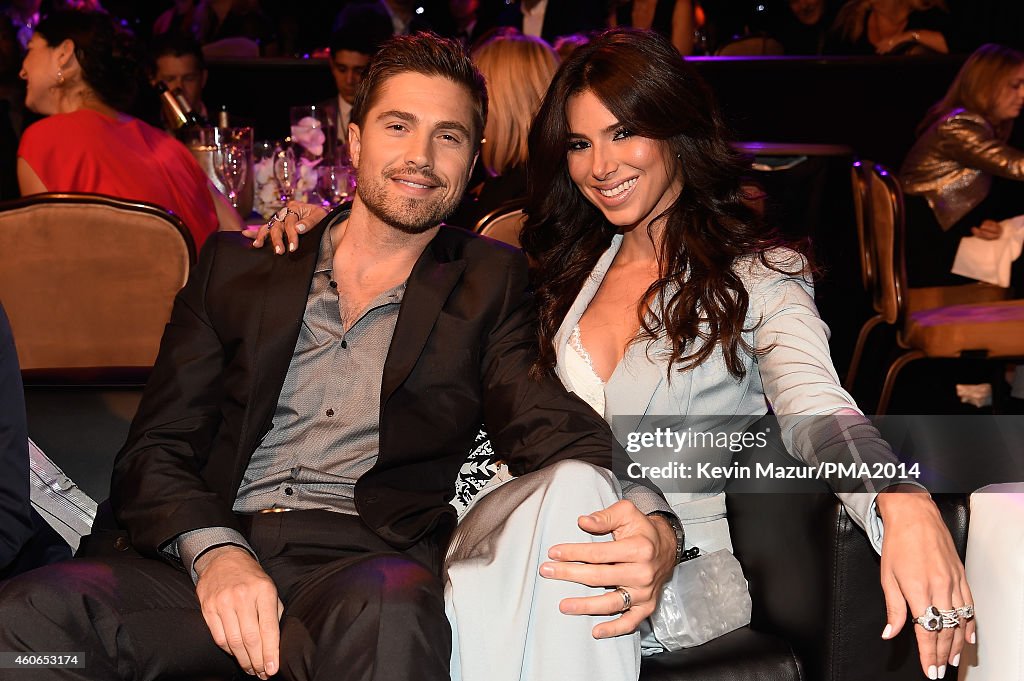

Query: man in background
left=150, top=32, right=209, bottom=128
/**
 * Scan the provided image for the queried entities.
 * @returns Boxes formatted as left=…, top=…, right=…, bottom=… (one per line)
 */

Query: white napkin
left=951, top=215, right=1024, bottom=287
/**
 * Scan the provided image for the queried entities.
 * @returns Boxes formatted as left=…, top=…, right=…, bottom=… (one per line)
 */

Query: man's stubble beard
left=355, top=165, right=464, bottom=235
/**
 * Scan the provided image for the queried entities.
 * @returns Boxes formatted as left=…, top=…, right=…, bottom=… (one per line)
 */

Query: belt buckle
left=258, top=507, right=293, bottom=514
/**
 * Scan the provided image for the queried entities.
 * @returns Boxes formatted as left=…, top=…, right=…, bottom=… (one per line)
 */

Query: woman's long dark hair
left=35, top=10, right=142, bottom=114
left=521, top=28, right=798, bottom=380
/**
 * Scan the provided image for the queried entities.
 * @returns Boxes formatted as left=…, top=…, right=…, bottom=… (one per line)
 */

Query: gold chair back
left=0, top=193, right=195, bottom=372
left=866, top=164, right=906, bottom=326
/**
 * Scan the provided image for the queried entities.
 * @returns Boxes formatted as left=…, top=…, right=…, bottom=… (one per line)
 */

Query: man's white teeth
left=599, top=178, right=637, bottom=197
left=397, top=179, right=430, bottom=189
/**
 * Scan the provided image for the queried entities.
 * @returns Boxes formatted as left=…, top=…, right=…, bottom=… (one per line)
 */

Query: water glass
left=318, top=165, right=354, bottom=208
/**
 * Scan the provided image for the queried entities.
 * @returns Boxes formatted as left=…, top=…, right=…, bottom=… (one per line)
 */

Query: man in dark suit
left=0, top=302, right=35, bottom=577
left=0, top=33, right=638, bottom=681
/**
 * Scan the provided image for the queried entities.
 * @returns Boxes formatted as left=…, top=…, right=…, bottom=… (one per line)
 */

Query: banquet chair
left=475, top=203, right=527, bottom=249
left=864, top=164, right=1024, bottom=414
left=0, top=192, right=196, bottom=376
left=843, top=161, right=1009, bottom=392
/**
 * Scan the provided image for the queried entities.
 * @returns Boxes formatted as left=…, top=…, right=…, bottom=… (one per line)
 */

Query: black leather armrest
left=727, top=484, right=968, bottom=681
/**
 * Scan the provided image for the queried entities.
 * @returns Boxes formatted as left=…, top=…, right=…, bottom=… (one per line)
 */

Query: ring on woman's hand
left=914, top=606, right=942, bottom=632
left=957, top=604, right=975, bottom=620
left=614, top=586, right=631, bottom=614
left=938, top=608, right=960, bottom=629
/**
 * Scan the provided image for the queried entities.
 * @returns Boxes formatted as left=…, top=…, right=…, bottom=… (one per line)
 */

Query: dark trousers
left=0, top=510, right=451, bottom=681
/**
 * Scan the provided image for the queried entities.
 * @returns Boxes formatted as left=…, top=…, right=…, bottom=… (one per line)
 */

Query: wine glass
left=274, top=146, right=298, bottom=203
left=213, top=143, right=249, bottom=209
left=317, top=164, right=353, bottom=208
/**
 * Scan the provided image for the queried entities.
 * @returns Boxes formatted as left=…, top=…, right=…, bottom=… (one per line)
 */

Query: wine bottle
left=155, top=81, right=189, bottom=130
left=172, top=90, right=210, bottom=128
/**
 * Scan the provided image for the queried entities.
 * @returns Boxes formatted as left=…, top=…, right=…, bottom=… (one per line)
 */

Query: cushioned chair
left=843, top=161, right=1009, bottom=392
left=474, top=202, right=527, bottom=249
left=0, top=192, right=195, bottom=376
left=861, top=164, right=1024, bottom=413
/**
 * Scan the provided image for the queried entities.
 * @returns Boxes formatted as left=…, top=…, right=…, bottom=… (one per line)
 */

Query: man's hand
left=242, top=202, right=328, bottom=255
left=970, top=219, right=1002, bottom=240
left=539, top=500, right=677, bottom=638
left=876, top=486, right=975, bottom=680
left=194, top=545, right=284, bottom=678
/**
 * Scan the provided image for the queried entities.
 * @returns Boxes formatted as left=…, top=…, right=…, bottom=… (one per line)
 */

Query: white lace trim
left=565, top=325, right=606, bottom=415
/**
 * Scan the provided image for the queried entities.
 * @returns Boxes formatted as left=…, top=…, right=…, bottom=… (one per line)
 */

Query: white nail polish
left=297, top=224, right=306, bottom=233
left=938, top=664, right=946, bottom=679
left=952, top=654, right=960, bottom=667
left=881, top=624, right=893, bottom=639
left=927, top=665, right=937, bottom=680
left=970, top=631, right=976, bottom=644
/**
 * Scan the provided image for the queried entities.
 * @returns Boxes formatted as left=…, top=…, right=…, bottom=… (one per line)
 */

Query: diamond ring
left=914, top=606, right=942, bottom=632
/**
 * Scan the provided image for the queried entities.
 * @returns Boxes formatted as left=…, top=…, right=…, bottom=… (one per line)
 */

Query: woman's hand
left=876, top=29, right=948, bottom=55
left=876, top=486, right=975, bottom=680
left=241, top=202, right=328, bottom=254
left=970, top=219, right=1003, bottom=240
left=539, top=500, right=678, bottom=638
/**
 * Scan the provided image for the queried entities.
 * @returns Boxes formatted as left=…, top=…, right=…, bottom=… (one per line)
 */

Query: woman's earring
left=56, top=69, right=64, bottom=85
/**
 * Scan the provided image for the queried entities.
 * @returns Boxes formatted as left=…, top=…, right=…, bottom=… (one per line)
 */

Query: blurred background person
left=449, top=30, right=558, bottom=229
left=768, top=0, right=838, bottom=55
left=447, top=0, right=479, bottom=46
left=830, top=0, right=950, bottom=55
left=150, top=32, right=208, bottom=131
left=194, top=0, right=276, bottom=57
left=17, top=10, right=241, bottom=250
left=152, top=0, right=198, bottom=40
left=476, top=0, right=605, bottom=46
left=901, top=43, right=1024, bottom=288
left=319, top=7, right=391, bottom=156
left=608, top=0, right=695, bottom=55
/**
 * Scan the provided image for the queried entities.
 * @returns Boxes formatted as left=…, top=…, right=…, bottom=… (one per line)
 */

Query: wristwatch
left=649, top=511, right=686, bottom=564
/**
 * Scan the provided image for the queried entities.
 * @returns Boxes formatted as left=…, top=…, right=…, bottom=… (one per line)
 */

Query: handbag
left=643, top=548, right=752, bottom=652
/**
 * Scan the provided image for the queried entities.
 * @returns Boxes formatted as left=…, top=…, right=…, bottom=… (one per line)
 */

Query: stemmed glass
left=274, top=146, right=299, bottom=203
left=213, top=143, right=249, bottom=209
left=317, top=164, right=353, bottom=208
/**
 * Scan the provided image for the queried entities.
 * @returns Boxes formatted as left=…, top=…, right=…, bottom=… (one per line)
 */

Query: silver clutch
left=644, top=549, right=752, bottom=651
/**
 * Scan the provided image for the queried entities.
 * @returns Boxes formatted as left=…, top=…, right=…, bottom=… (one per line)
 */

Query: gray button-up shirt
left=175, top=220, right=405, bottom=577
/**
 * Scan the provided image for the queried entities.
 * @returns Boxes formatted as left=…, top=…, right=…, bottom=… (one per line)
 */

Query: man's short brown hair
left=350, top=32, right=488, bottom=148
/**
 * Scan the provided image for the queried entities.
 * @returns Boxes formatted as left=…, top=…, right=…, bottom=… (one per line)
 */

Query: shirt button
left=284, top=486, right=294, bottom=496
left=326, top=408, right=334, bottom=417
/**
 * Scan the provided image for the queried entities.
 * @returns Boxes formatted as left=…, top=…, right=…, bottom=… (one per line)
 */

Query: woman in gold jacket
left=901, top=43, right=1024, bottom=288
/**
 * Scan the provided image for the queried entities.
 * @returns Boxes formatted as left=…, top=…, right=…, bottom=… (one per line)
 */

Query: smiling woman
left=521, top=29, right=975, bottom=677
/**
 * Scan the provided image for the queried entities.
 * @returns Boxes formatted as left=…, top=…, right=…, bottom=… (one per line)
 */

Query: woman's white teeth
left=599, top=178, right=637, bottom=197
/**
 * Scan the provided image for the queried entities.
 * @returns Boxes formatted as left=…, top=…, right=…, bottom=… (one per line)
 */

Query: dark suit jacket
left=478, top=0, right=607, bottom=44
left=110, top=208, right=613, bottom=560
left=0, top=302, right=33, bottom=572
